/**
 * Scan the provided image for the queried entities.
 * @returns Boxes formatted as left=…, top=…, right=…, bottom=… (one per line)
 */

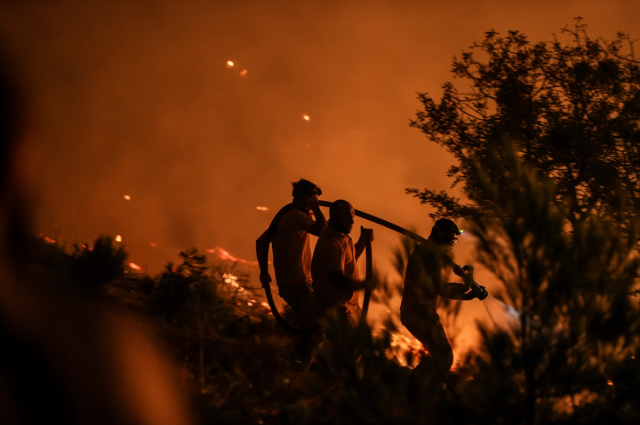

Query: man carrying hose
left=401, top=218, right=483, bottom=382
left=256, top=178, right=326, bottom=363
left=311, top=200, right=375, bottom=327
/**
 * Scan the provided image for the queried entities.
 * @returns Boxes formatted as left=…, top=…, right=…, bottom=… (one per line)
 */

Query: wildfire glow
left=129, top=263, right=142, bottom=271
left=240, top=69, right=247, bottom=77
left=115, top=235, right=122, bottom=242
left=261, top=302, right=271, bottom=310
left=226, top=60, right=234, bottom=67
left=256, top=206, right=269, bottom=211
left=302, top=114, right=310, bottom=121
left=124, top=195, right=131, bottom=200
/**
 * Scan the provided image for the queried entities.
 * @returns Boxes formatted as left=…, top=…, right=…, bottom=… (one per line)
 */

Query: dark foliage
left=455, top=143, right=640, bottom=424
left=69, top=235, right=127, bottom=293
left=408, top=18, right=640, bottom=228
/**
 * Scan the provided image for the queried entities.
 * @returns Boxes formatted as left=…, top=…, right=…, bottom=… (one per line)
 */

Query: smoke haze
left=1, top=0, right=638, bottom=354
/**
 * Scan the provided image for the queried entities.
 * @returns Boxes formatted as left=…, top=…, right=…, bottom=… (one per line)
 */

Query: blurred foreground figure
left=311, top=200, right=374, bottom=327
left=0, top=58, right=192, bottom=425
left=256, top=178, right=326, bottom=362
left=401, top=219, right=482, bottom=382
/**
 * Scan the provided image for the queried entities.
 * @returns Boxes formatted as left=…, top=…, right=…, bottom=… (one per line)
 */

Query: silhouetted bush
left=69, top=235, right=127, bottom=293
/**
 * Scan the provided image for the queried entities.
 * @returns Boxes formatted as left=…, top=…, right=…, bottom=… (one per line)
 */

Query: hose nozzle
left=461, top=265, right=488, bottom=300
left=472, top=281, right=489, bottom=300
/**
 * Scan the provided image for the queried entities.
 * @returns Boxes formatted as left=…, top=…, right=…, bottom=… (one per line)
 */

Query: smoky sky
left=1, top=0, right=639, bottom=352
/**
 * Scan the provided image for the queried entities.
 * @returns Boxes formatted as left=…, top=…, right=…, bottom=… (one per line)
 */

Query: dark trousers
left=278, top=284, right=315, bottom=359
left=401, top=309, right=453, bottom=380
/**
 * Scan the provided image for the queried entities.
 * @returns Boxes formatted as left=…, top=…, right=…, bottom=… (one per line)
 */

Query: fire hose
left=259, top=200, right=428, bottom=335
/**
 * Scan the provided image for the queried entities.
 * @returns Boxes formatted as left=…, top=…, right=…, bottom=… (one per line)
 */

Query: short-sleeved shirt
left=272, top=208, right=316, bottom=287
left=311, top=225, right=360, bottom=308
left=400, top=240, right=453, bottom=315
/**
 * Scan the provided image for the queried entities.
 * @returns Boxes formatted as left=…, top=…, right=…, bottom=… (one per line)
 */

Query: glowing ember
left=150, top=242, right=157, bottom=247
left=226, top=60, right=234, bottom=67
left=256, top=206, right=269, bottom=211
left=43, top=237, right=56, bottom=244
left=607, top=380, right=614, bottom=386
left=223, top=273, right=240, bottom=287
left=115, top=235, right=122, bottom=242
left=247, top=302, right=253, bottom=306
left=302, top=114, right=310, bottom=121
left=129, top=263, right=142, bottom=271
left=261, top=302, right=271, bottom=310
left=240, top=69, right=247, bottom=77
left=124, top=195, right=131, bottom=200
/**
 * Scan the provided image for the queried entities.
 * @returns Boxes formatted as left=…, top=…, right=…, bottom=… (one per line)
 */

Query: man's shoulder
left=282, top=208, right=311, bottom=220
left=316, top=227, right=347, bottom=251
left=409, top=242, right=448, bottom=265
left=278, top=208, right=314, bottom=231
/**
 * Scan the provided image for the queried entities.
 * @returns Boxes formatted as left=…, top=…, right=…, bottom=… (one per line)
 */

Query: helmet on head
left=431, top=218, right=462, bottom=246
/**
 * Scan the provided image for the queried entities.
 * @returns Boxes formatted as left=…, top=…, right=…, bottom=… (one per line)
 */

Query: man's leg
left=401, top=311, right=453, bottom=381
left=278, top=284, right=315, bottom=361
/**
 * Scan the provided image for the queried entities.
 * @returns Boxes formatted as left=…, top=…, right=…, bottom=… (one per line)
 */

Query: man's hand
left=355, top=227, right=374, bottom=260
left=358, top=227, right=374, bottom=245
left=365, top=279, right=377, bottom=291
left=305, top=193, right=320, bottom=211
left=259, top=272, right=272, bottom=288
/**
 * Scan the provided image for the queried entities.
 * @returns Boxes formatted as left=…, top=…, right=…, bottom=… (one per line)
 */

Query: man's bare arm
left=307, top=197, right=326, bottom=236
left=440, top=282, right=477, bottom=301
left=256, top=231, right=272, bottom=286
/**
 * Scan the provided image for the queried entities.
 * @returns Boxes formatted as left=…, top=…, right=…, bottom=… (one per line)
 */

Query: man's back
left=272, top=208, right=315, bottom=287
left=401, top=241, right=451, bottom=314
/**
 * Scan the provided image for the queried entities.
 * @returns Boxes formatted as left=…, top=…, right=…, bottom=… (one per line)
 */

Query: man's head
left=329, top=200, right=354, bottom=234
left=429, top=218, right=461, bottom=250
left=291, top=178, right=322, bottom=201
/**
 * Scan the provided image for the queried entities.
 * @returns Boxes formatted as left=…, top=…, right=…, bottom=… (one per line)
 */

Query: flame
left=129, top=262, right=142, bottom=271
left=124, top=195, right=131, bottom=200
left=240, top=69, right=247, bottom=77
left=302, top=114, right=310, bottom=121
left=607, top=380, right=614, bottom=386
left=261, top=302, right=271, bottom=310
left=207, top=247, right=259, bottom=265
left=226, top=60, right=234, bottom=67
left=247, top=302, right=253, bottom=306
left=256, top=206, right=269, bottom=211
left=388, top=331, right=425, bottom=368
left=44, top=236, right=56, bottom=244
left=115, top=235, right=122, bottom=242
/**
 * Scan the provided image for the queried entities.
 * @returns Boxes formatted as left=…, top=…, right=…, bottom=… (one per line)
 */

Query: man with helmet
left=401, top=218, right=485, bottom=380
